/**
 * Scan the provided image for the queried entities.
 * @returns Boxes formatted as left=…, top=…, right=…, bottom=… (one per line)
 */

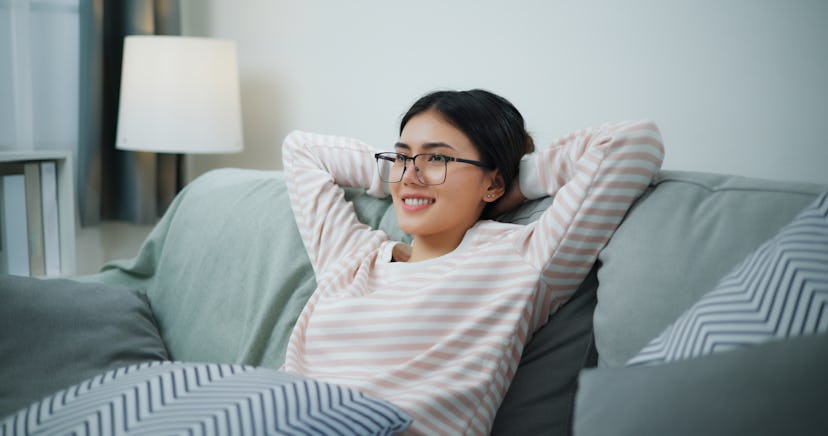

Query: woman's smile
left=401, top=195, right=436, bottom=211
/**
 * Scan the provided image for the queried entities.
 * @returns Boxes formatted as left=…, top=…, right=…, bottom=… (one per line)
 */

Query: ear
left=482, top=171, right=506, bottom=203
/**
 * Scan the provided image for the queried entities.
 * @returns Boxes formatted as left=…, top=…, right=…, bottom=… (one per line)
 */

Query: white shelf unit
left=0, top=150, right=76, bottom=277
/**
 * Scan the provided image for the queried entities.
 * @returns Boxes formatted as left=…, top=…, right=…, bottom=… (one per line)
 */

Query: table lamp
left=116, top=35, right=244, bottom=155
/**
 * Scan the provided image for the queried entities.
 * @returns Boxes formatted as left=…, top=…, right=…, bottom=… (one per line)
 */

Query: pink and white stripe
left=281, top=120, right=664, bottom=435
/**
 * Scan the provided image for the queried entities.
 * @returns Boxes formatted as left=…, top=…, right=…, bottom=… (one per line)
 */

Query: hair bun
left=524, top=132, right=535, bottom=154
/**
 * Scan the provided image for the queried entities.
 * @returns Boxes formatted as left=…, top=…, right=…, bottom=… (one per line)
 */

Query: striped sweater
left=281, top=120, right=664, bottom=434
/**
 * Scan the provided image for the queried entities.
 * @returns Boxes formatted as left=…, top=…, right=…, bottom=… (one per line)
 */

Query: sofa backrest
left=93, top=167, right=827, bottom=371
left=594, top=170, right=827, bottom=367
left=88, top=166, right=825, bottom=434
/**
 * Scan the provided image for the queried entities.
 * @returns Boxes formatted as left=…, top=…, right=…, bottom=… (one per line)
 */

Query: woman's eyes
left=392, top=153, right=451, bottom=163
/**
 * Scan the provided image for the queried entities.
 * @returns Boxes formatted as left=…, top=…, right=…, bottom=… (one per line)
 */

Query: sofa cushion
left=573, top=332, right=828, bottom=436
left=627, top=192, right=827, bottom=365
left=595, top=170, right=827, bottom=367
left=0, top=361, right=411, bottom=435
left=0, top=274, right=168, bottom=417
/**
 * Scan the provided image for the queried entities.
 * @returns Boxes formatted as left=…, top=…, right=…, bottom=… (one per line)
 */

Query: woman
left=281, top=89, right=664, bottom=434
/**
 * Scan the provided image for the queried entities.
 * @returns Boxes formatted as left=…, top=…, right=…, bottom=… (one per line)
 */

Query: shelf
left=0, top=151, right=76, bottom=277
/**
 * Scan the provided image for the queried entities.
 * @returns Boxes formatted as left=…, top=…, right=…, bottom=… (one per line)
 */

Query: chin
left=396, top=214, right=440, bottom=238
left=395, top=218, right=423, bottom=236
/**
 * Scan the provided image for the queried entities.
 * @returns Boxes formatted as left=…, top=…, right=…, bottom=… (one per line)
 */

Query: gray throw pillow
left=0, top=274, right=169, bottom=417
left=573, top=332, right=828, bottom=436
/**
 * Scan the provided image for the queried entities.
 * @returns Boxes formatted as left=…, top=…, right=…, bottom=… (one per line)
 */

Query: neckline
left=381, top=221, right=481, bottom=267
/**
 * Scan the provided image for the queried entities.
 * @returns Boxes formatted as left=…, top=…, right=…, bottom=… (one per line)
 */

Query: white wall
left=183, top=0, right=828, bottom=185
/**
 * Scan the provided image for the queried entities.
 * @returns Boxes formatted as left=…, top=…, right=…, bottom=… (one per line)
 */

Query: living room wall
left=182, top=0, right=828, bottom=185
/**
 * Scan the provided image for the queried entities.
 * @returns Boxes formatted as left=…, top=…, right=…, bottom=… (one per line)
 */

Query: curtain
left=78, top=0, right=181, bottom=226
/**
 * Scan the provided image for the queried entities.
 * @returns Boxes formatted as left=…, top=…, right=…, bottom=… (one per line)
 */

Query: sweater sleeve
left=514, top=120, right=665, bottom=312
left=282, top=130, right=389, bottom=276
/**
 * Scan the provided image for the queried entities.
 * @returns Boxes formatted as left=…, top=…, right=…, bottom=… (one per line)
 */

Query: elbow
left=281, top=130, right=310, bottom=169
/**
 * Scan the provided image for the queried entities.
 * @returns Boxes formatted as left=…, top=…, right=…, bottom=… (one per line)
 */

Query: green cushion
left=594, top=170, right=827, bottom=367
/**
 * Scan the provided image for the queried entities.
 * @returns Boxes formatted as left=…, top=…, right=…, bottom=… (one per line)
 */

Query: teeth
left=404, top=198, right=434, bottom=206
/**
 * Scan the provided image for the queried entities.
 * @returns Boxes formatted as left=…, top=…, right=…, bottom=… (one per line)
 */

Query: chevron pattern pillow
left=627, top=192, right=828, bottom=366
left=0, top=361, right=411, bottom=435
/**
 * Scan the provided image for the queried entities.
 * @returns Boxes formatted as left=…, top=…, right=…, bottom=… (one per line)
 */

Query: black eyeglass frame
left=374, top=152, right=493, bottom=185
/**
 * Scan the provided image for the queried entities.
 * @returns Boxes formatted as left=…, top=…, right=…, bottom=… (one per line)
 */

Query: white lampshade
left=116, top=36, right=243, bottom=154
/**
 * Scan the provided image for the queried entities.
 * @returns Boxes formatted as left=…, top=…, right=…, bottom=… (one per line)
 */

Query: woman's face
left=391, top=110, right=497, bottom=242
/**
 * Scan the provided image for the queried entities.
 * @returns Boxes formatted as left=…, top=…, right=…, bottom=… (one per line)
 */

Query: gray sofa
left=2, top=167, right=826, bottom=435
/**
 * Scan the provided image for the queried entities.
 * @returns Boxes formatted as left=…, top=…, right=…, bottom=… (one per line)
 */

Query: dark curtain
left=78, top=0, right=181, bottom=226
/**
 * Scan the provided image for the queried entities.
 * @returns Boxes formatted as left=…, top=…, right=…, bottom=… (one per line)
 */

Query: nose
left=400, top=157, right=424, bottom=185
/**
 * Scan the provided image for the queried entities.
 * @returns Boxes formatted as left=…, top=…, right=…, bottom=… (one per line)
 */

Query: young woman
left=281, top=90, right=664, bottom=434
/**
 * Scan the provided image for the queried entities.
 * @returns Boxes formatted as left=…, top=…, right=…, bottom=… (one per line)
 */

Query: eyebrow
left=394, top=141, right=457, bottom=152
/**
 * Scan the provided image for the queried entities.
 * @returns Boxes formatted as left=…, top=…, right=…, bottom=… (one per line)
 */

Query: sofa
left=1, top=166, right=826, bottom=435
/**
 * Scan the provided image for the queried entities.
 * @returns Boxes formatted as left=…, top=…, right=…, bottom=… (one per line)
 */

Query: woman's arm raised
left=515, top=120, right=665, bottom=316
left=282, top=130, right=389, bottom=276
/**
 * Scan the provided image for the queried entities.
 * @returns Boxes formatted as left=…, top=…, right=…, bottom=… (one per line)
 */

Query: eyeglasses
left=374, top=152, right=492, bottom=186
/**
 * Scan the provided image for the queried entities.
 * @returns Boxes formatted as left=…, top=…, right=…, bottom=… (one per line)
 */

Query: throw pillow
left=0, top=275, right=169, bottom=417
left=0, top=361, right=412, bottom=435
left=627, top=192, right=828, bottom=366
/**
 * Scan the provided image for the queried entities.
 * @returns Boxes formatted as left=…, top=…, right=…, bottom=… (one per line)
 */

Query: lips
left=400, top=195, right=435, bottom=211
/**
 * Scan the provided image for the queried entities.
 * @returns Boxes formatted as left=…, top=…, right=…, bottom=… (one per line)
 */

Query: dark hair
left=400, top=89, right=534, bottom=219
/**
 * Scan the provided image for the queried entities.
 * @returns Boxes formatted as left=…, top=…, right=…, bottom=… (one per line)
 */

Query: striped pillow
left=0, top=361, right=411, bottom=435
left=627, top=192, right=828, bottom=366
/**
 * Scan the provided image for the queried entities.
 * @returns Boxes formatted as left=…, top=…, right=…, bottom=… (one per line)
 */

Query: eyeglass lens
left=376, top=153, right=447, bottom=185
